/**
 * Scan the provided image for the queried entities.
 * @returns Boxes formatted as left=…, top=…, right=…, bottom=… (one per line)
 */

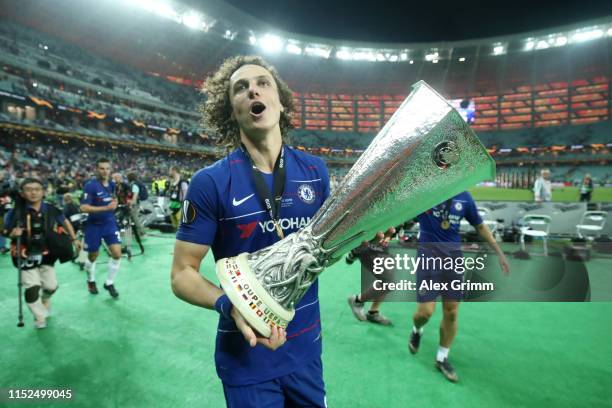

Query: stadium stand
left=0, top=19, right=609, bottom=188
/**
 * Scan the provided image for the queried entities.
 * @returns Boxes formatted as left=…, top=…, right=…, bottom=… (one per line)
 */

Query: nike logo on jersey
left=232, top=194, right=255, bottom=206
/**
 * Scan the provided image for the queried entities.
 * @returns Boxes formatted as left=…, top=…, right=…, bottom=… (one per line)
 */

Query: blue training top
left=177, top=146, right=330, bottom=386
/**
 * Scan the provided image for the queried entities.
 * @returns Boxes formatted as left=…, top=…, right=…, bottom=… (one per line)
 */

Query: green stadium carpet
left=1, top=234, right=611, bottom=407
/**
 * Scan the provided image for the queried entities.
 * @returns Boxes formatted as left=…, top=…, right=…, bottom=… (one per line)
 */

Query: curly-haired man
left=171, top=56, right=329, bottom=407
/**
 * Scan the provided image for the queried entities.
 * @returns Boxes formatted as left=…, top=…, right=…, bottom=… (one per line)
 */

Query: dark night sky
left=213, top=0, right=612, bottom=43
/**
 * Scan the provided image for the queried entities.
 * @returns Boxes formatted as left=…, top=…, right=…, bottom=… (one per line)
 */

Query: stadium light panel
left=223, top=29, right=237, bottom=40
left=425, top=51, right=438, bottom=61
left=524, top=39, right=535, bottom=51
left=492, top=44, right=505, bottom=55
left=389, top=54, right=399, bottom=62
left=458, top=57, right=466, bottom=62
left=286, top=42, right=303, bottom=55
left=336, top=49, right=352, bottom=60
left=432, top=59, right=438, bottom=63
left=535, top=40, right=549, bottom=50
left=571, top=28, right=604, bottom=43
left=376, top=53, right=386, bottom=61
left=400, top=52, right=408, bottom=61
left=607, top=28, right=612, bottom=36
left=182, top=12, right=202, bottom=30
left=555, top=36, right=567, bottom=46
left=352, top=50, right=376, bottom=61
left=304, top=45, right=331, bottom=59
left=258, top=34, right=284, bottom=53
left=409, top=60, right=414, bottom=64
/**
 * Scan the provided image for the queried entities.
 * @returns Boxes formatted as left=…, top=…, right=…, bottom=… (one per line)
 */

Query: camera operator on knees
left=2, top=178, right=80, bottom=329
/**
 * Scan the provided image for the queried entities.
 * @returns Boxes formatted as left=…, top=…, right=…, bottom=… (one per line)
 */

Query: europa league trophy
left=216, top=81, right=495, bottom=336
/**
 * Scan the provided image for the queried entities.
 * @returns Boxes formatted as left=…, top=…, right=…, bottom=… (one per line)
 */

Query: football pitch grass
left=1, top=234, right=611, bottom=407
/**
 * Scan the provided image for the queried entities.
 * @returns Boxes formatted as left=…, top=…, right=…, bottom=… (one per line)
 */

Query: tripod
left=115, top=204, right=144, bottom=260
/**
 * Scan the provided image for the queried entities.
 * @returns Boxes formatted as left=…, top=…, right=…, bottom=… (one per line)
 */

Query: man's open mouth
left=250, top=102, right=266, bottom=115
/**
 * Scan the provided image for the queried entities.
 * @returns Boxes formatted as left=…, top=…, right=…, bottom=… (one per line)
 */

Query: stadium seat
left=576, top=211, right=608, bottom=240
left=519, top=214, right=551, bottom=256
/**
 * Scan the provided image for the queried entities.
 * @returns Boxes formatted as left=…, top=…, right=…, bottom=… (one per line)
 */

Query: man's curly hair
left=201, top=56, right=295, bottom=151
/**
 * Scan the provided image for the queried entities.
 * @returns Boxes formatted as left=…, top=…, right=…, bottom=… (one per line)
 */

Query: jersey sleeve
left=464, top=193, right=483, bottom=226
left=80, top=182, right=94, bottom=205
left=175, top=171, right=219, bottom=246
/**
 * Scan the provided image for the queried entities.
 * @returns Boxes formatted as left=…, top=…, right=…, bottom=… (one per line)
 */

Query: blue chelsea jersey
left=81, top=178, right=116, bottom=225
left=417, top=191, right=482, bottom=244
left=177, top=146, right=330, bottom=386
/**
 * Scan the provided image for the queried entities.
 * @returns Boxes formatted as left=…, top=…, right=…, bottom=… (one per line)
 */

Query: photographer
left=62, top=193, right=82, bottom=232
left=167, top=166, right=188, bottom=230
left=126, top=172, right=146, bottom=237
left=2, top=178, right=80, bottom=329
left=112, top=173, right=132, bottom=207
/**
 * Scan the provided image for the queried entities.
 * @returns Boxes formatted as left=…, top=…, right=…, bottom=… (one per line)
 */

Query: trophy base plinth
left=216, top=253, right=294, bottom=338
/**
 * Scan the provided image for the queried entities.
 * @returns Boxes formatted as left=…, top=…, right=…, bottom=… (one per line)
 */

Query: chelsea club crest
left=298, top=184, right=316, bottom=204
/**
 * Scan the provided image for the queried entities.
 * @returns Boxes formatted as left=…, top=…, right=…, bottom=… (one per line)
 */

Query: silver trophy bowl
left=216, top=81, right=496, bottom=336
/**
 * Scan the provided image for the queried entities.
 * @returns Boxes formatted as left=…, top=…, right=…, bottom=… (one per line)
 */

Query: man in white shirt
left=533, top=169, right=552, bottom=202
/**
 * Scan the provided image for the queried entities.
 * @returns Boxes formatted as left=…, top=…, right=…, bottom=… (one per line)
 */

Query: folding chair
left=519, top=214, right=551, bottom=256
left=576, top=211, right=608, bottom=240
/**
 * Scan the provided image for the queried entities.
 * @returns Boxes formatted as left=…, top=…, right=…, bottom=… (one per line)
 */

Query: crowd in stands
left=0, top=20, right=608, bottom=186
left=0, top=21, right=201, bottom=111
left=0, top=20, right=209, bottom=149
left=0, top=68, right=200, bottom=131
left=0, top=134, right=608, bottom=203
left=0, top=136, right=206, bottom=199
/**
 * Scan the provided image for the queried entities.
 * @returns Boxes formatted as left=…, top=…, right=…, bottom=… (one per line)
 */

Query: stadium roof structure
left=2, top=0, right=612, bottom=95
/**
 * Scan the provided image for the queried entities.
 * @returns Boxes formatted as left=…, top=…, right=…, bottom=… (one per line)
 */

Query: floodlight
left=182, top=12, right=202, bottom=30
left=286, top=42, right=303, bottom=55
left=259, top=34, right=284, bottom=53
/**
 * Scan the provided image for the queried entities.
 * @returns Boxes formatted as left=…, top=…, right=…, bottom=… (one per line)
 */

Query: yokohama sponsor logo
left=259, top=217, right=310, bottom=234
left=237, top=217, right=311, bottom=238
left=237, top=222, right=258, bottom=238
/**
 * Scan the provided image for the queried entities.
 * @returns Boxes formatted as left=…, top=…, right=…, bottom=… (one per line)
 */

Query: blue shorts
left=83, top=222, right=121, bottom=253
left=416, top=267, right=465, bottom=303
left=222, top=357, right=326, bottom=408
